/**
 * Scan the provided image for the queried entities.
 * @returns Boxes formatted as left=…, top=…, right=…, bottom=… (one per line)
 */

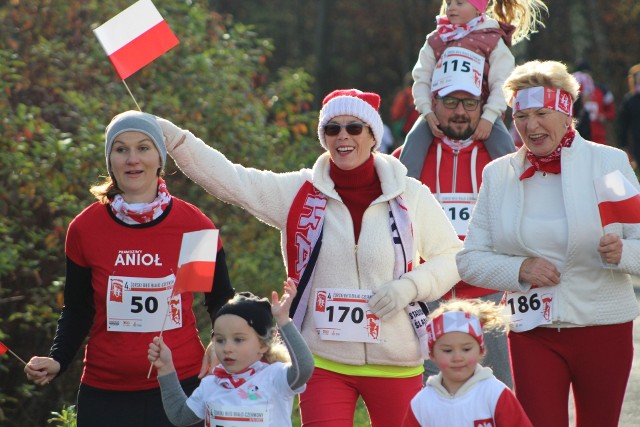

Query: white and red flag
left=594, top=170, right=640, bottom=227
left=173, top=229, right=219, bottom=295
left=94, top=0, right=179, bottom=80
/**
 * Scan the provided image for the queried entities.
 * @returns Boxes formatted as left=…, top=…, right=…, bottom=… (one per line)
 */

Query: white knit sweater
left=458, top=134, right=640, bottom=325
left=167, top=132, right=462, bottom=366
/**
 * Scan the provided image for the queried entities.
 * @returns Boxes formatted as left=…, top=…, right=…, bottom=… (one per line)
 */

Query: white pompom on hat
left=317, top=89, right=384, bottom=151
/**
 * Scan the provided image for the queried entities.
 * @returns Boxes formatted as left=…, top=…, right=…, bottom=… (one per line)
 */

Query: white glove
left=155, top=117, right=187, bottom=151
left=369, top=279, right=417, bottom=320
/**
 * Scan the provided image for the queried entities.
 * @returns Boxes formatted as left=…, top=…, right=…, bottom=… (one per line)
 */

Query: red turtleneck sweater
left=329, top=155, right=382, bottom=242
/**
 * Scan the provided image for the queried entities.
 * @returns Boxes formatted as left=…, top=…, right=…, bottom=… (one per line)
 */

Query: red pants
left=299, top=368, right=422, bottom=426
left=508, top=322, right=633, bottom=427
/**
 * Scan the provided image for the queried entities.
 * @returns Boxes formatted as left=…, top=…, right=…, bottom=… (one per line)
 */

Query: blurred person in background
left=618, top=63, right=640, bottom=168
left=573, top=61, right=616, bottom=145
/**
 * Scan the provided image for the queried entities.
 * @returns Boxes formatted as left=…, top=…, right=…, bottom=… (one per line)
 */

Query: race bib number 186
left=503, top=288, right=555, bottom=332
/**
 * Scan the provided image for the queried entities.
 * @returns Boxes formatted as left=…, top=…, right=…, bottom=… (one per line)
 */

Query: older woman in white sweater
left=457, top=61, right=640, bottom=427
left=156, top=89, right=462, bottom=426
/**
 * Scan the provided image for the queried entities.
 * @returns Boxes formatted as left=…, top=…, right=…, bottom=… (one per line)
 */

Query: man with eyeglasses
left=393, top=81, right=516, bottom=388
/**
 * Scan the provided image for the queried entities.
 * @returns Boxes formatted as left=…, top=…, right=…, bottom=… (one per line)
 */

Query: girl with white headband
left=403, top=299, right=532, bottom=426
left=457, top=60, right=640, bottom=426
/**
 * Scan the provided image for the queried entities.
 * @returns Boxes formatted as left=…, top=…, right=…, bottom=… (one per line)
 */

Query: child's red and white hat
left=426, top=310, right=484, bottom=355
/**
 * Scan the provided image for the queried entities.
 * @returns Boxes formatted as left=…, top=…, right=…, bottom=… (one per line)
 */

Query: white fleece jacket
left=166, top=128, right=462, bottom=367
left=457, top=134, right=640, bottom=325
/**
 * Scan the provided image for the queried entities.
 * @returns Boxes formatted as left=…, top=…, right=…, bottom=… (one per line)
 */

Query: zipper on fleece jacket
left=354, top=242, right=371, bottom=364
left=451, top=149, right=459, bottom=193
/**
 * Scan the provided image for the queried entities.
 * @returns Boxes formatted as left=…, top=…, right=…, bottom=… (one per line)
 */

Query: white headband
left=512, top=86, right=573, bottom=117
left=426, top=311, right=484, bottom=354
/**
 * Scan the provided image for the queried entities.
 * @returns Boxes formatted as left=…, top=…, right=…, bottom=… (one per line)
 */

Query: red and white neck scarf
left=110, top=177, right=172, bottom=224
left=426, top=310, right=484, bottom=355
left=286, top=179, right=432, bottom=356
left=436, top=14, right=486, bottom=43
left=520, top=127, right=576, bottom=180
left=212, top=361, right=268, bottom=389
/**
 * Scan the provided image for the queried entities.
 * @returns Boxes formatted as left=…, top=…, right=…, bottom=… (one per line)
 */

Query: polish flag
left=594, top=170, right=640, bottom=226
left=173, top=229, right=219, bottom=295
left=94, top=0, right=179, bottom=80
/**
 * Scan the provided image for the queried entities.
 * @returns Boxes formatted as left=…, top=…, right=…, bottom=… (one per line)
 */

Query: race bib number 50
left=107, top=274, right=181, bottom=332
left=313, top=288, right=380, bottom=343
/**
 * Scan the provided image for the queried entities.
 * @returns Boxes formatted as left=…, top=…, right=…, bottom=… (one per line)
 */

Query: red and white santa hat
left=317, top=89, right=384, bottom=151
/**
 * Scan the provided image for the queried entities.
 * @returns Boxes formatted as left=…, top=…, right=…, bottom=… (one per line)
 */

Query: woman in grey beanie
left=24, top=110, right=235, bottom=427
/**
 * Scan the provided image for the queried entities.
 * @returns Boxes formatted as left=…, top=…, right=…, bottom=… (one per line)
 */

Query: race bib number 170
left=313, top=288, right=381, bottom=343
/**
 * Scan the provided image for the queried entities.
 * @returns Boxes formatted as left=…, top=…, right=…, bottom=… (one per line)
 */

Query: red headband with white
left=317, top=89, right=384, bottom=151
left=512, top=86, right=574, bottom=117
left=426, top=311, right=484, bottom=354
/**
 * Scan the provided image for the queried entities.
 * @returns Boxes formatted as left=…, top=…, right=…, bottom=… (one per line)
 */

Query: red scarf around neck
left=519, top=127, right=576, bottom=181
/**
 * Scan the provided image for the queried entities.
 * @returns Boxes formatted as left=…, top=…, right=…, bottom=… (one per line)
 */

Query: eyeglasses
left=438, top=96, right=481, bottom=111
left=323, top=122, right=368, bottom=136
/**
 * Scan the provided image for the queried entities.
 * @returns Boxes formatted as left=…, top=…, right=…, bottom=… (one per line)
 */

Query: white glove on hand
left=369, top=279, right=417, bottom=320
left=155, top=117, right=187, bottom=151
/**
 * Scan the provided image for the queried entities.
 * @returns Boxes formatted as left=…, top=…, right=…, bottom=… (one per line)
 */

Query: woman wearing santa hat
left=156, top=89, right=462, bottom=426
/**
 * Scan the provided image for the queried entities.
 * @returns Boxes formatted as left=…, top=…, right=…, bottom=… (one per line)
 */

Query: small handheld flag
left=94, top=0, right=179, bottom=80
left=147, top=229, right=219, bottom=378
left=594, top=170, right=640, bottom=227
left=0, top=340, right=28, bottom=365
left=173, top=229, right=219, bottom=296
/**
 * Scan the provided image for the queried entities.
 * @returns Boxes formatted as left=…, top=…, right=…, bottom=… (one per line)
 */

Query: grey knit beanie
left=105, top=111, right=166, bottom=177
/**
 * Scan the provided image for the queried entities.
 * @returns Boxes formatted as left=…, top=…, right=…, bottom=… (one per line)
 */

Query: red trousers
left=508, top=322, right=633, bottom=427
left=299, top=368, right=422, bottom=426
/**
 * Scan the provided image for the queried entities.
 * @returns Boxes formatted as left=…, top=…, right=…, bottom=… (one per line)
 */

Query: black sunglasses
left=438, top=96, right=481, bottom=111
left=323, top=122, right=368, bottom=136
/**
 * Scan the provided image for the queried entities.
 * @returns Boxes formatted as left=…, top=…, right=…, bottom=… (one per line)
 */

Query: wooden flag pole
left=122, top=80, right=142, bottom=111
left=147, top=274, right=177, bottom=379
left=8, top=348, right=28, bottom=366
left=1, top=343, right=28, bottom=366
